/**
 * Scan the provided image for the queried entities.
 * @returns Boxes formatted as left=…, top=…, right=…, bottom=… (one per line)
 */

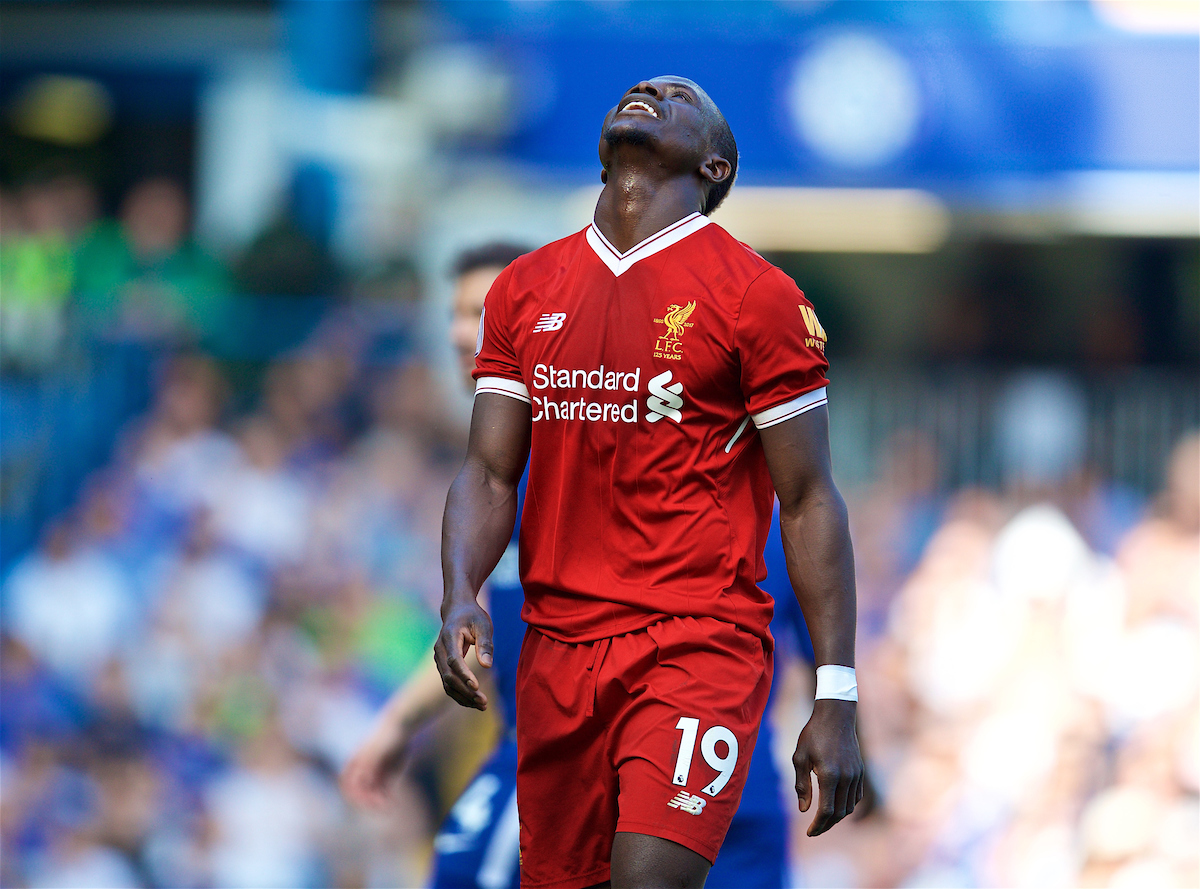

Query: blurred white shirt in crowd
left=4, top=546, right=134, bottom=685
left=208, top=456, right=312, bottom=567
left=205, top=749, right=339, bottom=889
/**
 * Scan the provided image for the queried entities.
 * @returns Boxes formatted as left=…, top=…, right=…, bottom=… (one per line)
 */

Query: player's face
left=451, top=265, right=503, bottom=390
left=599, top=77, right=713, bottom=172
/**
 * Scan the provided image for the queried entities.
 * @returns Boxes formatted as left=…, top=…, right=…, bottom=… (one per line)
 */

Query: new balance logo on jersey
left=646, top=371, right=683, bottom=423
left=532, top=312, right=566, bottom=333
left=667, top=791, right=707, bottom=815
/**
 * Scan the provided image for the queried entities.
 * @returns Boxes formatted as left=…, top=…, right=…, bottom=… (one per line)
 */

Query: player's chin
left=602, top=120, right=655, bottom=150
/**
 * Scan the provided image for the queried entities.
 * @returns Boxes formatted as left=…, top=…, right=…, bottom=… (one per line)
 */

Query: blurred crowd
left=1, top=171, right=230, bottom=372
left=791, top=428, right=1199, bottom=888
left=0, top=167, right=350, bottom=376
left=0, top=336, right=490, bottom=886
left=4, top=351, right=1197, bottom=889
left=0, top=201, right=480, bottom=888
left=1, top=172, right=1197, bottom=889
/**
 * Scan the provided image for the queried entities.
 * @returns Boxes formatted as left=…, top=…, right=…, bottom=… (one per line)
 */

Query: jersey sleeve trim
left=475, top=376, right=531, bottom=404
left=751, top=387, right=827, bottom=429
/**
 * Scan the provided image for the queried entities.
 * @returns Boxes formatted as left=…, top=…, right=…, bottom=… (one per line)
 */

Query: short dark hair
left=453, top=242, right=531, bottom=278
left=702, top=109, right=738, bottom=217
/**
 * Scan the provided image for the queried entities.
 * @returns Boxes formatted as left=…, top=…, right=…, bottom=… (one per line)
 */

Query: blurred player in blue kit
left=341, top=244, right=531, bottom=888
left=340, top=244, right=831, bottom=889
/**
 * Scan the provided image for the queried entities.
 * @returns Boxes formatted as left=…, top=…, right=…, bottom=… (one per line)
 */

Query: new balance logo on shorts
left=667, top=791, right=707, bottom=815
left=532, top=312, right=566, bottom=332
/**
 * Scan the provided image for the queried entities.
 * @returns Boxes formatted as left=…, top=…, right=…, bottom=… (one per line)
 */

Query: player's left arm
left=759, top=404, right=864, bottom=836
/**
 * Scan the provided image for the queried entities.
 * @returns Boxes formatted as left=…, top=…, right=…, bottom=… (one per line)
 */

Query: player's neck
left=593, top=169, right=704, bottom=254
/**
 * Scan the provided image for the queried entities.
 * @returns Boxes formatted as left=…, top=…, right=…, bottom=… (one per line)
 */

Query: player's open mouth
left=621, top=100, right=659, bottom=119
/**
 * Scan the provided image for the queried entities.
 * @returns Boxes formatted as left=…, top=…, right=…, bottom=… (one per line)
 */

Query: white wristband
left=814, top=665, right=858, bottom=702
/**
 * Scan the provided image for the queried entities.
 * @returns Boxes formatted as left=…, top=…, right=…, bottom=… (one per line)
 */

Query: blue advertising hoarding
left=438, top=0, right=1199, bottom=187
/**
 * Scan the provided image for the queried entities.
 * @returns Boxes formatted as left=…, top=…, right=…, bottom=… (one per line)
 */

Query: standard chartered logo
left=531, top=363, right=640, bottom=423
left=646, top=371, right=684, bottom=423
left=528, top=363, right=685, bottom=426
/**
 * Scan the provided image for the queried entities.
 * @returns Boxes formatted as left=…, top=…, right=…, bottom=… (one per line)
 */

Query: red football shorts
left=514, top=615, right=773, bottom=889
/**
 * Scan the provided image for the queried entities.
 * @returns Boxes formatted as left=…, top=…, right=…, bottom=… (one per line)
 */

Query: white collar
left=585, top=212, right=711, bottom=277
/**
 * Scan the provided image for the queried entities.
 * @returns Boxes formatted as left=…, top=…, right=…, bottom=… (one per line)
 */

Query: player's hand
left=793, top=699, right=864, bottom=836
left=340, top=716, right=411, bottom=810
left=434, top=597, right=494, bottom=710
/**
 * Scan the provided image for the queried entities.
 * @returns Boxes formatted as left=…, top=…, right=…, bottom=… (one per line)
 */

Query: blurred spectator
left=849, top=427, right=944, bottom=644
left=271, top=349, right=358, bottom=461
left=0, top=634, right=85, bottom=756
left=21, top=171, right=99, bottom=242
left=207, top=417, right=314, bottom=569
left=995, top=372, right=1089, bottom=493
left=994, top=371, right=1144, bottom=553
left=1072, top=432, right=1199, bottom=888
left=122, top=354, right=237, bottom=526
left=153, top=519, right=266, bottom=660
left=204, top=721, right=340, bottom=889
left=3, top=520, right=135, bottom=690
left=233, top=212, right=340, bottom=298
left=0, top=173, right=99, bottom=373
left=1114, top=433, right=1200, bottom=632
left=24, top=829, right=145, bottom=889
left=232, top=166, right=343, bottom=299
left=928, top=286, right=989, bottom=362
left=73, top=178, right=230, bottom=347
left=1082, top=290, right=1146, bottom=367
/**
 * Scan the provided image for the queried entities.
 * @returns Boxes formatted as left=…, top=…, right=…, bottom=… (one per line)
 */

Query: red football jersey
left=473, top=212, right=829, bottom=643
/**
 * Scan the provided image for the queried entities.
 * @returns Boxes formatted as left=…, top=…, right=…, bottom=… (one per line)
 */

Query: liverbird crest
left=662, top=301, right=697, bottom=339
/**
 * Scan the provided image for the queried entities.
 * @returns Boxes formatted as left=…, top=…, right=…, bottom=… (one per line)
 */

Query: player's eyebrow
left=658, top=81, right=711, bottom=116
left=660, top=82, right=698, bottom=99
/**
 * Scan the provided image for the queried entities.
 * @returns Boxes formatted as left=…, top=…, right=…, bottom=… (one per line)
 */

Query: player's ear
left=699, top=153, right=732, bottom=186
left=601, top=168, right=608, bottom=184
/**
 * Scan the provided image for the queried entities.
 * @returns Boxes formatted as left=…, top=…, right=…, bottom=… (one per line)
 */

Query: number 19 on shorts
left=673, top=717, right=739, bottom=796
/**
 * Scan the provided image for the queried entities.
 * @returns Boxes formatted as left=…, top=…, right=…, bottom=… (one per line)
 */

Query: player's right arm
left=437, top=392, right=530, bottom=710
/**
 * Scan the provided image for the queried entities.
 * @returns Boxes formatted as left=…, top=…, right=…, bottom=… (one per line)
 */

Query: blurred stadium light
left=1092, top=0, right=1200, bottom=34
left=684, top=187, right=949, bottom=254
left=567, top=185, right=952, bottom=253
